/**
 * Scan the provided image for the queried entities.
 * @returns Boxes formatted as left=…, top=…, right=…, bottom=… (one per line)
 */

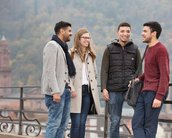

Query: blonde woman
left=69, top=28, right=101, bottom=138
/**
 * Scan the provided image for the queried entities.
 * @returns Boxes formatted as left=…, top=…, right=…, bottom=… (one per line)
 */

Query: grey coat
left=41, top=40, right=70, bottom=96
left=70, top=50, right=102, bottom=114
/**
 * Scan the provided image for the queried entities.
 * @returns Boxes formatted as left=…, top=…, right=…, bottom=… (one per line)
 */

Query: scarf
left=51, top=35, right=76, bottom=77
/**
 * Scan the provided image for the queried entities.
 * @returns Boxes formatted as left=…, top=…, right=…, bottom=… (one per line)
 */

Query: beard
left=142, top=37, right=151, bottom=43
left=119, top=38, right=129, bottom=44
left=120, top=38, right=127, bottom=42
left=64, top=35, right=71, bottom=42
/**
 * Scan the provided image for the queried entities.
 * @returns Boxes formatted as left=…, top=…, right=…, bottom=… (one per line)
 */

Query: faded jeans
left=45, top=89, right=71, bottom=138
left=108, top=92, right=126, bottom=138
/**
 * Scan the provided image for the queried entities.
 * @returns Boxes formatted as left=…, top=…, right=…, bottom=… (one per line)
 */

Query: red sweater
left=139, top=42, right=170, bottom=101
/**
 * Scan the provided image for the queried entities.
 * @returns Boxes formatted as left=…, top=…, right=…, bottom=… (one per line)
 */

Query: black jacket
left=101, top=41, right=141, bottom=92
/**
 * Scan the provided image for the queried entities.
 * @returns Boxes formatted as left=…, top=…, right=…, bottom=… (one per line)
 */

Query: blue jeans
left=70, top=85, right=92, bottom=138
left=132, top=91, right=163, bottom=138
left=45, top=89, right=71, bottom=138
left=108, top=92, right=125, bottom=138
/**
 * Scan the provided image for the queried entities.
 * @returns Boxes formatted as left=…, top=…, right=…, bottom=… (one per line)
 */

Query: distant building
left=0, top=35, right=12, bottom=96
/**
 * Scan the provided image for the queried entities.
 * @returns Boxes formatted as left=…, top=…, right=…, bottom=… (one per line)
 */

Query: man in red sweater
left=132, top=21, right=170, bottom=138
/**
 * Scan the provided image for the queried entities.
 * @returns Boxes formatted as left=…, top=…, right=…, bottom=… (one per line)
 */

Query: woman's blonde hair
left=70, top=28, right=96, bottom=62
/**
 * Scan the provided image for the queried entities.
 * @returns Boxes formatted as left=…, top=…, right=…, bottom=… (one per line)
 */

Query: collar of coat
left=110, top=39, right=134, bottom=47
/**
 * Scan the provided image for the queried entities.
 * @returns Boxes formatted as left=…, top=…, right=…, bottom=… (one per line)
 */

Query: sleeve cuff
left=155, top=93, right=164, bottom=101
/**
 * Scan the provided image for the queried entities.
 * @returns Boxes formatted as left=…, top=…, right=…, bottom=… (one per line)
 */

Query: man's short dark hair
left=143, top=21, right=162, bottom=39
left=54, top=21, right=71, bottom=34
left=117, top=22, right=131, bottom=31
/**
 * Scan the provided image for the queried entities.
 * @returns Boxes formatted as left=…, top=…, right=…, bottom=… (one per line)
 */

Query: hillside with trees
left=0, top=0, right=172, bottom=86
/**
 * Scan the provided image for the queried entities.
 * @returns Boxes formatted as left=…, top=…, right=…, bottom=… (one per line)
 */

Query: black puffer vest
left=107, top=41, right=138, bottom=92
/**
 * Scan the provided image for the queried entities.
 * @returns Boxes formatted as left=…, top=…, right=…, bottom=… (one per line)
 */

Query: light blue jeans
left=108, top=92, right=126, bottom=138
left=45, top=89, right=71, bottom=138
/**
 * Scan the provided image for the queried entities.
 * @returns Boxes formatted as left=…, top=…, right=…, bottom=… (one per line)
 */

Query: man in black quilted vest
left=101, top=22, right=141, bottom=138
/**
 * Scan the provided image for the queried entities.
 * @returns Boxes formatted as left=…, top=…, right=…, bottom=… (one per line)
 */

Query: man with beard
left=41, top=21, right=76, bottom=138
left=132, top=21, right=170, bottom=138
left=101, top=22, right=141, bottom=138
